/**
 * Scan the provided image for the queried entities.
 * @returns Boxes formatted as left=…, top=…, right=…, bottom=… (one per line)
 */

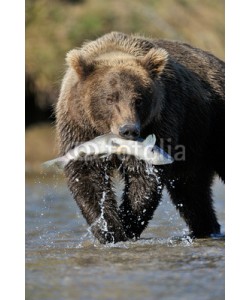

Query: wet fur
left=56, top=32, right=224, bottom=243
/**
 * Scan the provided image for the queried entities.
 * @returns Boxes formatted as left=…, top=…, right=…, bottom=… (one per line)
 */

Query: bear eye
left=106, top=97, right=114, bottom=105
left=106, top=92, right=119, bottom=105
left=136, top=98, right=143, bottom=108
left=148, top=88, right=153, bottom=95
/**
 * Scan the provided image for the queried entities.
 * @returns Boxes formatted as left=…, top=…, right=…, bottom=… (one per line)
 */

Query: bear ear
left=66, top=49, right=94, bottom=79
left=141, top=48, right=169, bottom=79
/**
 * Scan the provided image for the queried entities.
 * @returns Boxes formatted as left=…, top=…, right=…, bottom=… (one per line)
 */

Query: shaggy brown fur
left=56, top=32, right=224, bottom=243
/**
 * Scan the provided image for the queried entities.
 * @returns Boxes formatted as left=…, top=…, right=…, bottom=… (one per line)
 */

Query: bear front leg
left=65, top=160, right=128, bottom=244
left=165, top=170, right=221, bottom=238
left=118, top=164, right=163, bottom=240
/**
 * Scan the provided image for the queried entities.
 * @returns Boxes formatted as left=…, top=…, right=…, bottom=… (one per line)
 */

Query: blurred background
left=25, top=0, right=225, bottom=174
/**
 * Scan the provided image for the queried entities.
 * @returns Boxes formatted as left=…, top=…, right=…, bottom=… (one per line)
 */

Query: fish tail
left=42, top=157, right=67, bottom=170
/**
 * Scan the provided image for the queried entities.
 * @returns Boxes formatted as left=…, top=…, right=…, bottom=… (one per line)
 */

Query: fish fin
left=42, top=157, right=67, bottom=170
left=111, top=140, right=120, bottom=147
left=142, top=134, right=156, bottom=148
left=110, top=137, right=124, bottom=147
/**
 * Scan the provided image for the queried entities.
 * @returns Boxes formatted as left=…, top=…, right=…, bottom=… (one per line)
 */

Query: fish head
left=146, top=146, right=174, bottom=165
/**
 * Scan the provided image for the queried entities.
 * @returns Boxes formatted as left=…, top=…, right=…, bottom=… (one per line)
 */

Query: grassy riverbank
left=25, top=123, right=58, bottom=174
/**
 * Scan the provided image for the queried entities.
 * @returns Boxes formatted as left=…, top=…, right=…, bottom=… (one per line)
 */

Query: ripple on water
left=26, top=176, right=225, bottom=300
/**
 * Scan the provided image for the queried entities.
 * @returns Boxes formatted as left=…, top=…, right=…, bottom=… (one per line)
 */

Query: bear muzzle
left=119, top=123, right=140, bottom=140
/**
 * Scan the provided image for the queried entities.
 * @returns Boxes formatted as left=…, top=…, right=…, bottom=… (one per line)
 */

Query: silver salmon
left=42, top=134, right=173, bottom=169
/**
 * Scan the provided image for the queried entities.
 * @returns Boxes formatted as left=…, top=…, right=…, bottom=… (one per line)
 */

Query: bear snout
left=119, top=123, right=140, bottom=140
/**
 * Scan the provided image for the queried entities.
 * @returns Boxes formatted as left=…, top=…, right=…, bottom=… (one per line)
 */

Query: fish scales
left=42, top=134, right=173, bottom=170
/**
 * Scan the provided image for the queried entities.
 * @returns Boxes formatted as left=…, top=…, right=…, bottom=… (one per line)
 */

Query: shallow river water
left=26, top=174, right=225, bottom=300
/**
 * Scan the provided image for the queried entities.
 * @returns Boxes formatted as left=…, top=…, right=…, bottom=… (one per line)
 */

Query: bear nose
left=119, top=124, right=140, bottom=140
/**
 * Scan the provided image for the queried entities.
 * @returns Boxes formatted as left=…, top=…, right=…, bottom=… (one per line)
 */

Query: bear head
left=65, top=40, right=169, bottom=140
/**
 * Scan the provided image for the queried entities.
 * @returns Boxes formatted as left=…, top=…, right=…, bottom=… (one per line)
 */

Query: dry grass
left=25, top=123, right=58, bottom=173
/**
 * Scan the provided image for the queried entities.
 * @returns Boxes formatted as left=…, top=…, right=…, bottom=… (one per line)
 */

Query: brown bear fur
left=56, top=32, right=224, bottom=243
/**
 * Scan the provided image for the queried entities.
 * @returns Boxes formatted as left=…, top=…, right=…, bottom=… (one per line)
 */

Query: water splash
left=85, top=169, right=116, bottom=244
left=91, top=191, right=109, bottom=232
left=167, top=235, right=194, bottom=247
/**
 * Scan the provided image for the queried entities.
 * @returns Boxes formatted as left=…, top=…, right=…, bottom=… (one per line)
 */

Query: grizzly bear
left=56, top=32, right=224, bottom=244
